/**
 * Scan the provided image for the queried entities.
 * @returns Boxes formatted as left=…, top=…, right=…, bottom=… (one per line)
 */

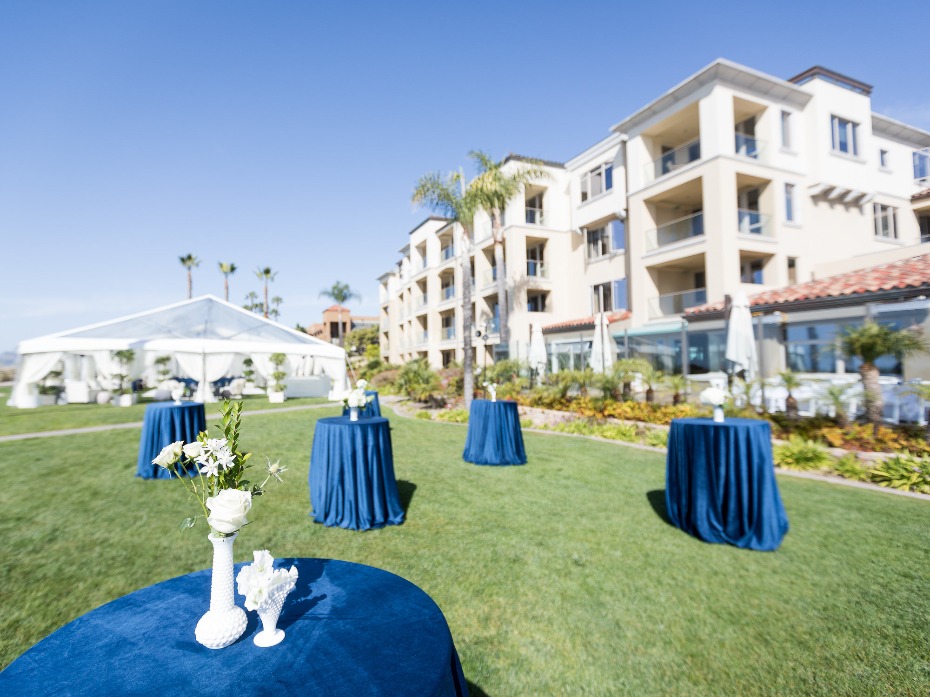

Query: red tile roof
left=913, top=188, right=930, bottom=202
left=323, top=304, right=352, bottom=313
left=543, top=310, right=631, bottom=332
left=685, top=253, right=930, bottom=317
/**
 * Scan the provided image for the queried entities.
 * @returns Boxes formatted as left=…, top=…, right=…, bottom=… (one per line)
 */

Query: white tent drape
left=8, top=352, right=64, bottom=407
left=176, top=352, right=236, bottom=403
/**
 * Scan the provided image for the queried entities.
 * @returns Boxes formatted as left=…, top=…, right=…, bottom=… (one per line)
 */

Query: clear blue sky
left=2, top=0, right=927, bottom=352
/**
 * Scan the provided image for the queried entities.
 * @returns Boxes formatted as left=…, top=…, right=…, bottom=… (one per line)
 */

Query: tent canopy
left=11, top=295, right=347, bottom=407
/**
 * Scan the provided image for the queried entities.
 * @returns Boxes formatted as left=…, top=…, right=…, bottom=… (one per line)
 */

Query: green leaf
left=180, top=517, right=197, bottom=531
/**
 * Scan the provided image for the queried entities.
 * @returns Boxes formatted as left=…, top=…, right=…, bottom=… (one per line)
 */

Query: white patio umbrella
left=590, top=313, right=614, bottom=374
left=725, top=289, right=758, bottom=381
left=529, top=323, right=548, bottom=374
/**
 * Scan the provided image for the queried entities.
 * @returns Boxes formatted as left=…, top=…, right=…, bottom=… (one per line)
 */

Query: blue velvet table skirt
left=463, top=399, right=526, bottom=466
left=0, top=558, right=469, bottom=697
left=309, top=416, right=405, bottom=530
left=341, top=390, right=382, bottom=418
left=665, top=418, right=789, bottom=551
left=136, top=402, right=206, bottom=479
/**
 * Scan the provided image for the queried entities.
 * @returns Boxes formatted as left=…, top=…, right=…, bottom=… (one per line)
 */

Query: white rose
left=700, top=387, right=727, bottom=407
left=182, top=441, right=203, bottom=459
left=356, top=379, right=368, bottom=389
left=347, top=392, right=360, bottom=408
left=153, top=441, right=183, bottom=468
left=206, top=489, right=252, bottom=534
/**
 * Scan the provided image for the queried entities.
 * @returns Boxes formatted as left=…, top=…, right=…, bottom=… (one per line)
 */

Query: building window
left=527, top=292, right=548, bottom=313
left=580, top=162, right=613, bottom=202
left=831, top=115, right=858, bottom=156
left=610, top=219, right=625, bottom=251
left=920, top=214, right=930, bottom=243
left=915, top=150, right=930, bottom=181
left=873, top=203, right=898, bottom=239
left=740, top=259, right=764, bottom=284
left=525, top=193, right=544, bottom=225
left=612, top=279, right=628, bottom=310
left=784, top=183, right=796, bottom=222
left=592, top=282, right=613, bottom=313
left=586, top=226, right=610, bottom=259
left=879, top=149, right=889, bottom=169
left=787, top=257, right=797, bottom=285
left=780, top=110, right=791, bottom=149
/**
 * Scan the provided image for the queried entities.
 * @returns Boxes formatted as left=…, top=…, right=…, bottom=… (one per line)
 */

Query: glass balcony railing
left=482, top=268, right=499, bottom=287
left=442, top=326, right=456, bottom=341
left=646, top=138, right=701, bottom=182
left=648, top=288, right=707, bottom=320
left=416, top=331, right=429, bottom=347
left=441, top=245, right=456, bottom=262
left=645, top=212, right=704, bottom=252
left=488, top=318, right=500, bottom=334
left=526, top=260, right=548, bottom=278
left=441, top=285, right=456, bottom=301
left=734, top=133, right=763, bottom=159
left=525, top=207, right=545, bottom=225
left=415, top=295, right=429, bottom=311
left=737, top=209, right=772, bottom=236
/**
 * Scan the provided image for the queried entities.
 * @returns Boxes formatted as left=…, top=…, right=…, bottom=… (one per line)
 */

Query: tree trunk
left=336, top=309, right=344, bottom=346
left=187, top=270, right=192, bottom=299
left=645, top=387, right=654, bottom=403
left=461, top=228, right=474, bottom=410
left=491, top=209, right=508, bottom=358
left=622, top=381, right=632, bottom=401
left=263, top=281, right=269, bottom=318
left=224, top=277, right=229, bottom=302
left=860, top=363, right=882, bottom=425
left=785, top=394, right=798, bottom=420
left=673, top=392, right=682, bottom=405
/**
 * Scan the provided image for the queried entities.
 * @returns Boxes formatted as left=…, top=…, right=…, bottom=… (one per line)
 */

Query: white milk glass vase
left=253, top=578, right=298, bottom=648
left=349, top=406, right=359, bottom=422
left=713, top=406, right=725, bottom=423
left=195, top=532, right=247, bottom=649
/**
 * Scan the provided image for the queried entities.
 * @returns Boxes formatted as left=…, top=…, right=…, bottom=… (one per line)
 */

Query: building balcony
left=441, top=245, right=456, bottom=262
left=414, top=296, right=429, bottom=315
left=526, top=260, right=549, bottom=279
left=416, top=330, right=429, bottom=348
left=645, top=212, right=704, bottom=252
left=737, top=209, right=773, bottom=237
left=646, top=138, right=701, bottom=183
left=648, top=287, right=707, bottom=320
left=441, top=326, right=456, bottom=341
left=525, top=207, right=545, bottom=225
left=735, top=133, right=763, bottom=160
left=481, top=268, right=499, bottom=288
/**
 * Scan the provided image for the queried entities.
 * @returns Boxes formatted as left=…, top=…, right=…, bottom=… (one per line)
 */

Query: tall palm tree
left=319, top=281, right=359, bottom=346
left=179, top=254, right=200, bottom=299
left=779, top=369, right=802, bottom=420
left=255, top=267, right=278, bottom=318
left=842, top=320, right=929, bottom=425
left=412, top=167, right=481, bottom=409
left=218, top=262, right=237, bottom=301
left=469, top=151, right=547, bottom=356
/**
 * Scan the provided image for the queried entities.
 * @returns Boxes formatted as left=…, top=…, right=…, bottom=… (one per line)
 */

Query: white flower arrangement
left=700, top=387, right=728, bottom=407
left=236, top=550, right=298, bottom=612
left=152, top=401, right=287, bottom=536
left=482, top=381, right=498, bottom=402
left=341, top=379, right=372, bottom=409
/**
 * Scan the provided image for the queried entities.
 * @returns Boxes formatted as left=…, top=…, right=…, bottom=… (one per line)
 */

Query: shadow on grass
left=466, top=680, right=492, bottom=697
left=646, top=489, right=674, bottom=527
left=396, top=480, right=417, bottom=514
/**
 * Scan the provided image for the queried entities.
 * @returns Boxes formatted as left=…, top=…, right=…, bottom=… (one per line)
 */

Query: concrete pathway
left=0, top=402, right=340, bottom=444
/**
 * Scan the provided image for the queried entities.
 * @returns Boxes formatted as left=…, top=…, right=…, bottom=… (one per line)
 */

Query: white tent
left=9, top=295, right=348, bottom=408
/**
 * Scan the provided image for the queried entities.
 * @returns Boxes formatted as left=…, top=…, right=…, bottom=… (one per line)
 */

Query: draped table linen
left=341, top=390, right=382, bottom=418
left=309, top=416, right=404, bottom=530
left=0, top=558, right=468, bottom=697
left=463, top=399, right=526, bottom=466
left=136, top=402, right=206, bottom=479
left=665, top=418, right=789, bottom=551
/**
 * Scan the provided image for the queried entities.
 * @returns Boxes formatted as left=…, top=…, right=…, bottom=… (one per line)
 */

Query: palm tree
left=412, top=167, right=482, bottom=409
left=613, top=358, right=651, bottom=401
left=255, top=267, right=278, bottom=318
left=218, top=262, right=237, bottom=301
left=779, top=370, right=802, bottom=420
left=179, top=254, right=200, bottom=299
left=469, top=151, right=547, bottom=356
left=319, top=282, right=359, bottom=346
left=824, top=383, right=852, bottom=427
left=639, top=365, right=664, bottom=403
left=665, top=373, right=689, bottom=405
left=842, top=321, right=929, bottom=425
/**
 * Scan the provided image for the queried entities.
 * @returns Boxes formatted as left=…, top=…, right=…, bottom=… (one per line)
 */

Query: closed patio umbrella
left=725, top=289, right=758, bottom=381
left=529, top=323, right=548, bottom=375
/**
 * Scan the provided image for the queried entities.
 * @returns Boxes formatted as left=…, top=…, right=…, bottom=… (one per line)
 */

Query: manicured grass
left=1, top=405, right=928, bottom=695
left=0, top=387, right=330, bottom=437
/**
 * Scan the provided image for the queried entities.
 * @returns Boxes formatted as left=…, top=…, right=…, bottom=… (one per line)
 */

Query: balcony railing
left=648, top=287, right=707, bottom=320
left=441, top=245, right=456, bottom=262
left=645, top=212, right=704, bottom=252
left=646, top=138, right=701, bottom=182
left=411, top=260, right=426, bottom=276
left=735, top=133, right=763, bottom=159
left=415, top=295, right=429, bottom=311
left=526, top=260, right=548, bottom=278
left=416, top=330, right=429, bottom=347
left=481, top=268, right=499, bottom=287
left=441, top=285, right=456, bottom=301
left=525, top=207, right=545, bottom=225
left=737, top=209, right=773, bottom=237
left=441, top=326, right=456, bottom=341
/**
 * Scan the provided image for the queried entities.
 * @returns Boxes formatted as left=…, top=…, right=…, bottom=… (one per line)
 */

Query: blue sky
left=2, top=0, right=927, bottom=352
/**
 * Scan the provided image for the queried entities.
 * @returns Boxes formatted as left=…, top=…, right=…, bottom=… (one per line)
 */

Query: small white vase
left=713, top=406, right=725, bottom=423
left=349, top=406, right=359, bottom=422
left=253, top=584, right=295, bottom=648
left=195, top=533, right=247, bottom=650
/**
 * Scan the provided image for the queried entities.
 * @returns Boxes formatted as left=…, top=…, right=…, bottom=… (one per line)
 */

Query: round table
left=665, top=418, right=789, bottom=551
left=341, top=390, right=382, bottom=418
left=136, top=402, right=206, bottom=479
left=0, top=558, right=469, bottom=697
left=309, top=416, right=405, bottom=530
left=462, top=399, right=526, bottom=466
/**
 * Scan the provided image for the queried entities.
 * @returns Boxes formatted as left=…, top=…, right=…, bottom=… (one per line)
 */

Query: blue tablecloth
left=665, top=418, right=789, bottom=552
left=462, top=399, right=526, bottom=466
left=341, top=390, right=382, bottom=418
left=136, top=402, right=206, bottom=479
left=309, top=416, right=404, bottom=530
left=0, top=558, right=468, bottom=697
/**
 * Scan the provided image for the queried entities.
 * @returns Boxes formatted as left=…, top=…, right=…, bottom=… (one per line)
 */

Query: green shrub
left=415, top=410, right=433, bottom=421
left=832, top=454, right=870, bottom=482
left=520, top=418, right=535, bottom=429
left=482, top=359, right=526, bottom=385
left=435, top=408, right=469, bottom=424
left=868, top=453, right=930, bottom=494
left=644, top=430, right=669, bottom=449
left=599, top=423, right=638, bottom=442
left=395, top=359, right=440, bottom=402
left=773, top=435, right=834, bottom=471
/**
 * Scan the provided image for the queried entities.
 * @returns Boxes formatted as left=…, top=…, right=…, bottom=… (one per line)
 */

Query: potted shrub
left=243, top=357, right=256, bottom=389
left=113, top=349, right=137, bottom=407
left=37, top=370, right=63, bottom=406
left=268, top=352, right=287, bottom=403
left=154, top=355, right=172, bottom=384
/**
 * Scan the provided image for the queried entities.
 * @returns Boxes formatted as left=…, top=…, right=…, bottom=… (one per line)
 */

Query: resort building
left=380, top=60, right=930, bottom=377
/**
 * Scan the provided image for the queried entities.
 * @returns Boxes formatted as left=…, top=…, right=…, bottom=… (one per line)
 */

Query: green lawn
left=0, top=404, right=928, bottom=695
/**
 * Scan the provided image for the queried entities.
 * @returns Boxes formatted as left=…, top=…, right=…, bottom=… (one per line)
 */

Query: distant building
left=306, top=305, right=378, bottom=346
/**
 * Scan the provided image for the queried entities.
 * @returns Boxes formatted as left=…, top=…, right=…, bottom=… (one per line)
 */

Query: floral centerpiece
left=152, top=400, right=288, bottom=649
left=236, top=550, right=299, bottom=647
left=700, top=387, right=728, bottom=423
left=341, top=379, right=371, bottom=421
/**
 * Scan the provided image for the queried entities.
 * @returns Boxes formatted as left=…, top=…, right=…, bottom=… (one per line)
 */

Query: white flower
left=205, top=489, right=252, bottom=534
left=203, top=438, right=228, bottom=455
left=153, top=441, right=183, bottom=468
left=356, top=379, right=368, bottom=390
left=182, top=442, right=203, bottom=459
left=197, top=454, right=220, bottom=477
left=266, top=458, right=288, bottom=483
left=700, top=387, right=728, bottom=407
left=214, top=446, right=236, bottom=470
left=347, top=392, right=360, bottom=408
